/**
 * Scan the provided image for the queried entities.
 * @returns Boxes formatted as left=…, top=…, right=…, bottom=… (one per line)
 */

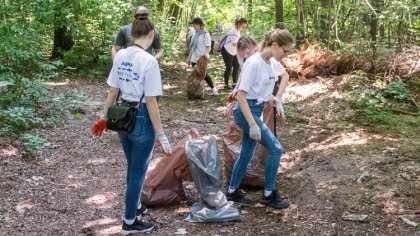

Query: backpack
left=217, top=34, right=237, bottom=53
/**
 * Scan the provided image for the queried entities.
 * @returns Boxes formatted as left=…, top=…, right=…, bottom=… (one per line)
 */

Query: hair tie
left=135, top=12, right=149, bottom=20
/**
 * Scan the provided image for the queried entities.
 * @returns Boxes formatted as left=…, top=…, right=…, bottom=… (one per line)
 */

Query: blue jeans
left=229, top=100, right=283, bottom=191
left=118, top=105, right=155, bottom=220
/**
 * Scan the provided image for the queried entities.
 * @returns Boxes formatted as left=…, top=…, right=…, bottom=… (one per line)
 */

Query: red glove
left=91, top=119, right=107, bottom=137
left=227, top=88, right=239, bottom=104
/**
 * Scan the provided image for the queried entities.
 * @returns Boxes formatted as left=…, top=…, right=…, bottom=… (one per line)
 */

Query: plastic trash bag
left=187, top=56, right=207, bottom=99
left=141, top=130, right=197, bottom=206
left=185, top=136, right=241, bottom=223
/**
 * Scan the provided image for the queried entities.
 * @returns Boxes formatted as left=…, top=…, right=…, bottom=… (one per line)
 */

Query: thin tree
left=275, top=0, right=284, bottom=29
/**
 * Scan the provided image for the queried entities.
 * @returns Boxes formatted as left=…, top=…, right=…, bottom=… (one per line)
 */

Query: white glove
left=156, top=132, right=171, bottom=157
left=275, top=96, right=285, bottom=123
left=249, top=124, right=261, bottom=141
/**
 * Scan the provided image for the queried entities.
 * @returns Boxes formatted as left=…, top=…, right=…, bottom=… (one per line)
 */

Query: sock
left=124, top=218, right=135, bottom=225
left=137, top=203, right=142, bottom=210
left=264, top=190, right=272, bottom=197
left=228, top=188, right=236, bottom=194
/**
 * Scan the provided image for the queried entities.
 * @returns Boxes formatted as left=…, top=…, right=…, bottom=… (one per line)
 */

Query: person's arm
left=275, top=72, right=289, bottom=98
left=152, top=31, right=164, bottom=60
left=91, top=86, right=119, bottom=136
left=236, top=90, right=256, bottom=126
left=112, top=27, right=126, bottom=60
left=205, top=46, right=211, bottom=58
left=111, top=45, right=121, bottom=61
left=102, top=87, right=119, bottom=118
left=145, top=96, right=163, bottom=133
left=154, top=48, right=164, bottom=60
left=204, top=32, right=211, bottom=57
left=187, top=50, right=192, bottom=66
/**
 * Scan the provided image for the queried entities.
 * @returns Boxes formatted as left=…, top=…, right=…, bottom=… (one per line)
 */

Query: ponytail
left=260, top=29, right=293, bottom=50
left=131, top=12, right=154, bottom=39
left=237, top=35, right=258, bottom=51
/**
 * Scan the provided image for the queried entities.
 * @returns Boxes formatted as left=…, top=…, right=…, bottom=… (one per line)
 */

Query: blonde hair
left=260, top=29, right=293, bottom=50
left=237, top=35, right=258, bottom=51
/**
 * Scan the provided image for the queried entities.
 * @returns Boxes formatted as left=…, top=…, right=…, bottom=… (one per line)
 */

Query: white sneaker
left=212, top=87, right=219, bottom=95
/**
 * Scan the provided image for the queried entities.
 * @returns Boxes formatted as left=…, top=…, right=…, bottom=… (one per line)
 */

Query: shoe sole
left=121, top=225, right=154, bottom=235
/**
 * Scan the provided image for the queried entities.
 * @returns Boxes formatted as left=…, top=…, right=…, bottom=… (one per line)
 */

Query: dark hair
left=260, top=29, right=293, bottom=50
left=237, top=35, right=258, bottom=51
left=235, top=18, right=248, bottom=27
left=131, top=12, right=154, bottom=39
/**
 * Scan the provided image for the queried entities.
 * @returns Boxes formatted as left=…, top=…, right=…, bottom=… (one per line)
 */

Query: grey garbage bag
left=185, top=202, right=240, bottom=223
left=184, top=136, right=241, bottom=223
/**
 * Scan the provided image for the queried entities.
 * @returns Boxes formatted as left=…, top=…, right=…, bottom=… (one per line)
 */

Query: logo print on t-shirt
left=118, top=61, right=136, bottom=82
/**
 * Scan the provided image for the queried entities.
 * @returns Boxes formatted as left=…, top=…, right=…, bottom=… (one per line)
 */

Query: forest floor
left=1, top=55, right=419, bottom=236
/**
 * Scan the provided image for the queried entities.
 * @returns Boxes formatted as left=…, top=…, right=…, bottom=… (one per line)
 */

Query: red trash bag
left=141, top=130, right=199, bottom=206
left=186, top=56, right=207, bottom=99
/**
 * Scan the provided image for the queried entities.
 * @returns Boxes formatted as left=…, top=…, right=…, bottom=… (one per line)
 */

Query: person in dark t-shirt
left=111, top=6, right=164, bottom=61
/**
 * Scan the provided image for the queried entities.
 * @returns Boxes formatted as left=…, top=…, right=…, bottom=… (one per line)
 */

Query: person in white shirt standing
left=221, top=18, right=248, bottom=89
left=91, top=12, right=172, bottom=235
left=225, top=29, right=294, bottom=210
left=187, top=17, right=218, bottom=95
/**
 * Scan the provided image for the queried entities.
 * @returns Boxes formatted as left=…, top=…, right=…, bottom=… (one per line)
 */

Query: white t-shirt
left=188, top=27, right=196, bottom=39
left=190, top=30, right=211, bottom=63
left=238, top=53, right=286, bottom=103
left=107, top=46, right=163, bottom=103
left=223, top=27, right=240, bottom=55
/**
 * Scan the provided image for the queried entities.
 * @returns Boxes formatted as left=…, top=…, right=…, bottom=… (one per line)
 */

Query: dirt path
left=1, top=59, right=419, bottom=235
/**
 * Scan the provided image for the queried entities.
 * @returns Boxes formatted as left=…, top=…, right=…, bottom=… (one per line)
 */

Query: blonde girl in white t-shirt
left=226, top=29, right=294, bottom=210
left=91, top=12, right=171, bottom=235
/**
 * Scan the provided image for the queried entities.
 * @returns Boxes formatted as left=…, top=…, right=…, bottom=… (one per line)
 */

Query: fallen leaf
left=254, top=203, right=265, bottom=208
left=174, top=228, right=187, bottom=235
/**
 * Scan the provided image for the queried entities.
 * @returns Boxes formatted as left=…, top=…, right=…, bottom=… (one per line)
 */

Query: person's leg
left=256, top=120, right=283, bottom=192
left=211, top=40, right=215, bottom=54
left=228, top=102, right=263, bottom=189
left=229, top=131, right=257, bottom=189
left=204, top=73, right=214, bottom=89
left=232, top=55, right=240, bottom=84
left=123, top=109, right=155, bottom=222
left=119, top=133, right=132, bottom=185
left=221, top=47, right=233, bottom=86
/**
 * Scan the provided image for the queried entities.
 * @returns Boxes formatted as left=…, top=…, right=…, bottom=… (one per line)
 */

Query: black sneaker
left=261, top=190, right=289, bottom=209
left=226, top=188, right=252, bottom=204
left=136, top=204, right=148, bottom=216
left=121, top=219, right=154, bottom=235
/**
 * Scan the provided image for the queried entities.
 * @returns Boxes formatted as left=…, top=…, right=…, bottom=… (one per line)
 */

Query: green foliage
left=382, top=82, right=411, bottom=102
left=19, top=133, right=45, bottom=154
left=284, top=105, right=293, bottom=117
left=345, top=72, right=415, bottom=124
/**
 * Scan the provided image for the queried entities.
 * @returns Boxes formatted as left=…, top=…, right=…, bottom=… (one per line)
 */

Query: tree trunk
left=247, top=0, right=253, bottom=24
left=320, top=0, right=331, bottom=47
left=3, top=0, right=7, bottom=23
left=51, top=26, right=74, bottom=59
left=275, top=0, right=284, bottom=29
left=158, top=0, right=164, bottom=11
left=51, top=0, right=74, bottom=59
left=296, top=0, right=306, bottom=47
left=169, top=0, right=183, bottom=25
left=370, top=0, right=384, bottom=55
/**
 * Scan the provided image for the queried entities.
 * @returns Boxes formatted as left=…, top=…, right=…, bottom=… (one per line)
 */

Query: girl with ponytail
left=226, top=29, right=294, bottom=210
left=91, top=12, right=171, bottom=235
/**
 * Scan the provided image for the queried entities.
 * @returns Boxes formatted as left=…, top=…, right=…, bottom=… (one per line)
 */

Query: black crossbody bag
left=106, top=44, right=145, bottom=133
